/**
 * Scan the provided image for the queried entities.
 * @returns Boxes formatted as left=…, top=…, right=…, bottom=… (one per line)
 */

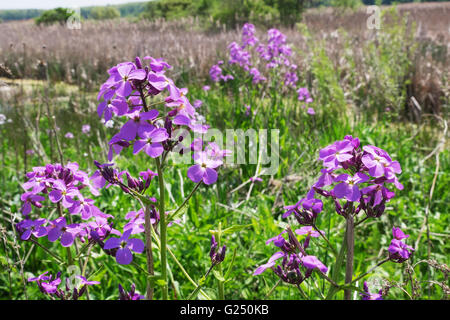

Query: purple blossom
left=104, top=229, right=144, bottom=265
left=133, top=127, right=168, bottom=158
left=187, top=151, right=223, bottom=185
left=361, top=282, right=383, bottom=300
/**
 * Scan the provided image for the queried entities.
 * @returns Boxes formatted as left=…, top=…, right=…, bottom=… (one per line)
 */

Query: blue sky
left=0, top=0, right=150, bottom=10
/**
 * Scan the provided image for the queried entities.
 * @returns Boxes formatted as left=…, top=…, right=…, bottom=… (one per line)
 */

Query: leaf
left=212, top=270, right=225, bottom=282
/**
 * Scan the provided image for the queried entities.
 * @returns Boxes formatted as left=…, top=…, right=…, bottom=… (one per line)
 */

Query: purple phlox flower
left=47, top=217, right=79, bottom=247
left=28, top=271, right=51, bottom=283
left=38, top=272, right=62, bottom=295
left=193, top=99, right=203, bottom=108
left=249, top=67, right=266, bottom=84
left=301, top=255, right=328, bottom=273
left=333, top=172, right=369, bottom=202
left=319, top=139, right=355, bottom=170
left=107, top=133, right=131, bottom=161
left=117, top=109, right=158, bottom=141
left=65, top=132, right=74, bottom=139
left=253, top=251, right=286, bottom=275
left=88, top=217, right=120, bottom=238
left=228, top=42, right=251, bottom=70
left=282, top=200, right=304, bottom=218
left=104, top=229, right=144, bottom=265
left=98, top=97, right=129, bottom=121
left=295, top=226, right=322, bottom=238
left=307, top=108, right=315, bottom=115
left=143, top=56, right=172, bottom=73
left=76, top=275, right=100, bottom=287
left=202, top=85, right=210, bottom=92
left=313, top=168, right=335, bottom=188
left=361, top=282, right=383, bottom=300
left=20, top=192, right=45, bottom=215
left=187, top=151, right=223, bottom=185
left=205, top=142, right=232, bottom=160
left=245, top=104, right=251, bottom=116
left=68, top=195, right=96, bottom=220
left=285, top=70, right=298, bottom=87
left=21, top=175, right=47, bottom=194
left=297, top=87, right=313, bottom=103
left=392, top=226, right=409, bottom=240
left=362, top=145, right=402, bottom=180
left=17, top=218, right=47, bottom=240
left=388, top=238, right=414, bottom=263
left=81, top=124, right=91, bottom=134
left=147, top=72, right=180, bottom=100
left=118, top=283, right=144, bottom=300
left=48, top=179, right=80, bottom=209
left=114, top=63, right=146, bottom=97
left=133, top=127, right=168, bottom=158
left=242, top=23, right=258, bottom=47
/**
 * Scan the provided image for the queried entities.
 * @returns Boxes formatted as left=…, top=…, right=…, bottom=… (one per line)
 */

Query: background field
left=0, top=2, right=448, bottom=300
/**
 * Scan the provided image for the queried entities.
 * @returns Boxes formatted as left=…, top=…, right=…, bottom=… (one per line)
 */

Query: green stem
left=29, top=238, right=65, bottom=265
left=351, top=257, right=390, bottom=284
left=144, top=205, right=155, bottom=300
left=155, top=157, right=168, bottom=300
left=187, top=265, right=214, bottom=300
left=344, top=214, right=355, bottom=300
left=167, top=182, right=202, bottom=222
left=325, top=229, right=347, bottom=300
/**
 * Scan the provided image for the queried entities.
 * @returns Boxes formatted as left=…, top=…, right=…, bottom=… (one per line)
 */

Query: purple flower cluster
left=254, top=228, right=327, bottom=286
left=209, top=60, right=234, bottom=83
left=96, top=56, right=227, bottom=185
left=209, top=23, right=315, bottom=114
left=388, top=227, right=414, bottom=263
left=16, top=163, right=121, bottom=248
left=28, top=271, right=99, bottom=300
left=285, top=135, right=404, bottom=220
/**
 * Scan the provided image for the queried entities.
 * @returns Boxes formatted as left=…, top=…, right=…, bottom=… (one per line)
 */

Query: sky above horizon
left=0, top=0, right=150, bottom=10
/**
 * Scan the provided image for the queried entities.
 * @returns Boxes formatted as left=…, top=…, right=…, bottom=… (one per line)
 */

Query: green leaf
left=212, top=270, right=225, bottom=282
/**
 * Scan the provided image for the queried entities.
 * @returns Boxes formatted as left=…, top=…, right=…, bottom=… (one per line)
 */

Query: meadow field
left=0, top=2, right=448, bottom=301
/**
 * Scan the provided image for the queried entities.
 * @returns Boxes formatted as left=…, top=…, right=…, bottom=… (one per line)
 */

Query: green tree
left=35, top=7, right=73, bottom=26
left=89, top=6, right=121, bottom=20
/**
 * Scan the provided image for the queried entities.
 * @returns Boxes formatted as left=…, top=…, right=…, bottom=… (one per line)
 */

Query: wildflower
left=133, top=127, right=169, bottom=158
left=117, top=109, right=158, bottom=141
left=65, top=132, right=74, bottom=139
left=388, top=227, right=414, bottom=263
left=360, top=282, right=383, bottom=300
left=47, top=217, right=79, bottom=247
left=20, top=192, right=45, bottom=215
left=82, top=124, right=91, bottom=134
left=17, top=218, right=47, bottom=240
left=104, top=229, right=145, bottom=265
left=187, top=151, right=223, bottom=185
left=333, top=172, right=369, bottom=202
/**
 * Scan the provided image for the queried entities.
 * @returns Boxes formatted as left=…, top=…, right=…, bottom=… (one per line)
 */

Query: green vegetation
left=0, top=6, right=448, bottom=300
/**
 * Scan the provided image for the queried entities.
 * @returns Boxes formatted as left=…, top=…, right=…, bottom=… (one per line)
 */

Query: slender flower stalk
left=144, top=205, right=154, bottom=300
left=344, top=213, right=354, bottom=300
left=155, top=157, right=168, bottom=300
